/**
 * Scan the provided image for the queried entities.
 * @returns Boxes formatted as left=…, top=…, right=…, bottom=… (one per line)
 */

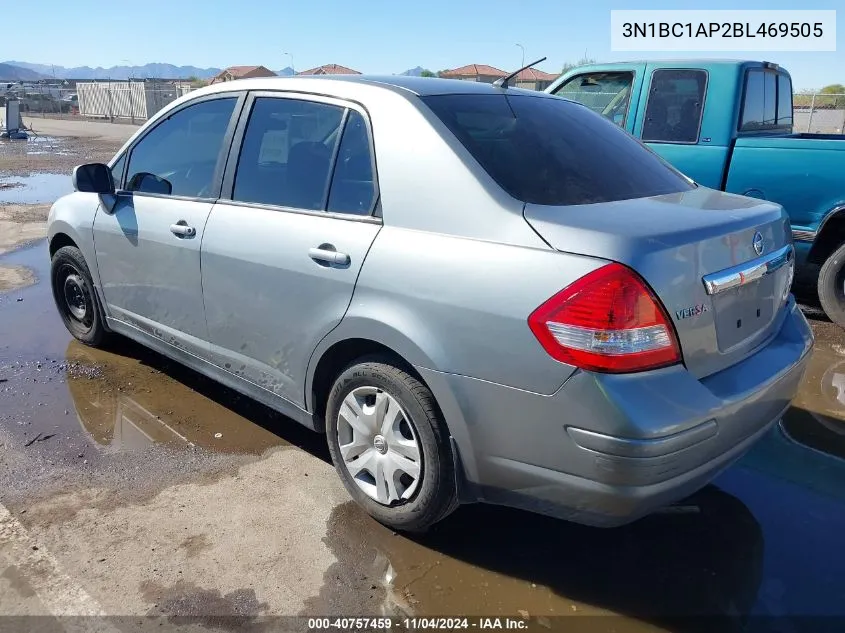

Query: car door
left=93, top=93, right=243, bottom=357
left=201, top=92, right=381, bottom=407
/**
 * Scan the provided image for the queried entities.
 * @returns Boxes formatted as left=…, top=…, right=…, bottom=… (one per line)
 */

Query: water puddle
left=0, top=173, right=73, bottom=204
left=0, top=135, right=72, bottom=157
left=310, top=489, right=766, bottom=628
left=0, top=240, right=320, bottom=463
left=782, top=344, right=845, bottom=461
left=64, top=340, right=291, bottom=454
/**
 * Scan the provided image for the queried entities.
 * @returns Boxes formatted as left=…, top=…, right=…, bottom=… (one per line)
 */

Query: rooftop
left=514, top=68, right=559, bottom=81
left=216, top=65, right=275, bottom=78
left=296, top=63, right=361, bottom=76
left=439, top=64, right=507, bottom=78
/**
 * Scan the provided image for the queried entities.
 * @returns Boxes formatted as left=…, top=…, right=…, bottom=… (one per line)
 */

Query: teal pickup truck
left=546, top=60, right=845, bottom=325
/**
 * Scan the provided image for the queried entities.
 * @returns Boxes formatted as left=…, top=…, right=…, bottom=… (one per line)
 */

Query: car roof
left=196, top=74, right=552, bottom=99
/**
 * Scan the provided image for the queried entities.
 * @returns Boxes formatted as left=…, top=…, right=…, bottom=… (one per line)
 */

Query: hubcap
left=336, top=386, right=422, bottom=506
left=63, top=274, right=87, bottom=320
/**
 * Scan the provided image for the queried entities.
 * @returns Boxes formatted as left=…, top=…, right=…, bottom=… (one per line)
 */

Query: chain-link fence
left=794, top=93, right=845, bottom=134
left=1, top=80, right=196, bottom=124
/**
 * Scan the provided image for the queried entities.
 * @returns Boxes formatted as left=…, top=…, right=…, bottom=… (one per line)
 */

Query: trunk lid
left=524, top=188, right=794, bottom=378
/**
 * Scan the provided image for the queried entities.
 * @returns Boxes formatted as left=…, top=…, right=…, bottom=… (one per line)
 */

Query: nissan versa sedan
left=46, top=76, right=813, bottom=531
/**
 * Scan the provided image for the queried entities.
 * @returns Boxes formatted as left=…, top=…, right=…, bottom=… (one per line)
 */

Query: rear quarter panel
left=726, top=136, right=845, bottom=232
left=337, top=227, right=604, bottom=396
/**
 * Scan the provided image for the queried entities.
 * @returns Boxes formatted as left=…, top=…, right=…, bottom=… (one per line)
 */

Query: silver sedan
left=47, top=75, right=812, bottom=531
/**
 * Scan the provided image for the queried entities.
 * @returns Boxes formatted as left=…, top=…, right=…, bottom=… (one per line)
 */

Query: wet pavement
left=0, top=173, right=74, bottom=205
left=0, top=132, right=119, bottom=176
left=1, top=240, right=845, bottom=632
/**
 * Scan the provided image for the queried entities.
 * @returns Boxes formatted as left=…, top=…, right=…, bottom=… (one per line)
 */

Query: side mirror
left=127, top=172, right=172, bottom=196
left=72, top=163, right=114, bottom=194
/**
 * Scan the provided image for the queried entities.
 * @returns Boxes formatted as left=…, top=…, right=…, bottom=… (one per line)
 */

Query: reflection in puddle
left=64, top=341, right=292, bottom=455
left=783, top=345, right=845, bottom=460
left=0, top=173, right=73, bottom=204
left=308, top=488, right=765, bottom=631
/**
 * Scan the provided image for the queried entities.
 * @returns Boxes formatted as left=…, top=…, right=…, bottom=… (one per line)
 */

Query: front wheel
left=50, top=246, right=110, bottom=347
left=818, top=241, right=845, bottom=328
left=325, top=358, right=457, bottom=532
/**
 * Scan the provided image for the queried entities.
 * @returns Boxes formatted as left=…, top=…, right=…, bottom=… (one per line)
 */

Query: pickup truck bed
left=726, top=135, right=845, bottom=248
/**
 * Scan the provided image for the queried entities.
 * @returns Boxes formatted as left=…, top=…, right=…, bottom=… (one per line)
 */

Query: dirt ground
left=1, top=119, right=844, bottom=633
left=0, top=120, right=131, bottom=293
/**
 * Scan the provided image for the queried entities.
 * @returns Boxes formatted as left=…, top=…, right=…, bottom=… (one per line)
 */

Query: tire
left=50, top=246, right=110, bottom=347
left=325, top=357, right=457, bottom=532
left=818, top=241, right=845, bottom=328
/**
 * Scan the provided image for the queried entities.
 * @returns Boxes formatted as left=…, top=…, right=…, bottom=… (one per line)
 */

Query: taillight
left=528, top=263, right=682, bottom=373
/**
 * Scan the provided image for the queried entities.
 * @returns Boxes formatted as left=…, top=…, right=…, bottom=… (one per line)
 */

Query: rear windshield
left=422, top=93, right=694, bottom=206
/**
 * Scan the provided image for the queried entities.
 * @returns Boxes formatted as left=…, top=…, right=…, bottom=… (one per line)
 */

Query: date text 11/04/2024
left=621, top=22, right=824, bottom=38
left=307, top=617, right=529, bottom=630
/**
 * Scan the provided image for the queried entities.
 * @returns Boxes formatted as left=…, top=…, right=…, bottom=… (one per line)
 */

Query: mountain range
left=0, top=63, right=45, bottom=81
left=400, top=66, right=426, bottom=77
left=1, top=61, right=424, bottom=81
left=2, top=61, right=222, bottom=80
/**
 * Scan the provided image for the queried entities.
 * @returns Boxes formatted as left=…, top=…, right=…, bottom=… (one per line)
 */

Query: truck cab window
left=642, top=69, right=707, bottom=143
left=741, top=69, right=779, bottom=131
left=777, top=74, right=793, bottom=128
left=553, top=72, right=634, bottom=127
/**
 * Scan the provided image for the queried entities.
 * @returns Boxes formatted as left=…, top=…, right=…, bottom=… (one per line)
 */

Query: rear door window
left=327, top=110, right=377, bottom=215
left=642, top=69, right=707, bottom=143
left=232, top=97, right=344, bottom=210
left=423, top=94, right=694, bottom=206
left=553, top=71, right=634, bottom=127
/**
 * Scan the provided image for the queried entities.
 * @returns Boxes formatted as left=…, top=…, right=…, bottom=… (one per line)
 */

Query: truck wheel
left=818, top=242, right=845, bottom=327
left=325, top=357, right=458, bottom=532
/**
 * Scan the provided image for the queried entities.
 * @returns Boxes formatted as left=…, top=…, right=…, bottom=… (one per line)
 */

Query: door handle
left=170, top=222, right=196, bottom=238
left=309, top=247, right=350, bottom=266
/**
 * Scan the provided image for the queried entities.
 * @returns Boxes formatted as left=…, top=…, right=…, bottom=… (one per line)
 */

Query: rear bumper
left=419, top=297, right=813, bottom=526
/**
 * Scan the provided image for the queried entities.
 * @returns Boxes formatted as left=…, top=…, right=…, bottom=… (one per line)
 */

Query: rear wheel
left=50, top=246, right=110, bottom=347
left=818, top=242, right=845, bottom=328
left=325, top=358, right=457, bottom=532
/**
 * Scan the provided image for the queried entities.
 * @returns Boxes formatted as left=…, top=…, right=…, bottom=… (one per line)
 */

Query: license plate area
left=712, top=274, right=777, bottom=351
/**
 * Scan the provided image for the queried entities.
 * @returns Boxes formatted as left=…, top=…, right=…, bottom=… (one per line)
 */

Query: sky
left=3, top=0, right=841, bottom=90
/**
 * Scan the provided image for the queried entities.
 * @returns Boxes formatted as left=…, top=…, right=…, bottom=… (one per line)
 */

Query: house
left=514, top=68, right=559, bottom=91
left=296, top=64, right=361, bottom=76
left=439, top=64, right=507, bottom=84
left=210, top=66, right=276, bottom=84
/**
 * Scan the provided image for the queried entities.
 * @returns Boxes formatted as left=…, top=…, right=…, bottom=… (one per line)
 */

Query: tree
left=820, top=84, right=845, bottom=94
left=561, top=57, right=596, bottom=75
left=420, top=69, right=437, bottom=78
left=815, top=84, right=845, bottom=108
